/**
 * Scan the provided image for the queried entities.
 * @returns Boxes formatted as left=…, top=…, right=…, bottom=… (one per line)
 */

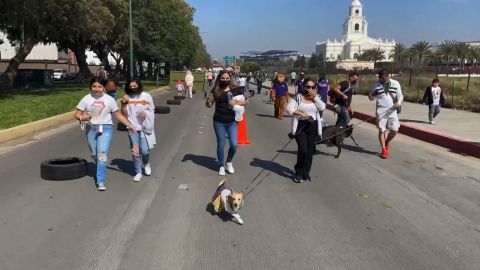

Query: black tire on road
left=174, top=96, right=186, bottom=100
left=41, top=157, right=88, bottom=181
left=167, top=99, right=181, bottom=105
left=117, top=122, right=128, bottom=131
left=155, top=106, right=171, bottom=114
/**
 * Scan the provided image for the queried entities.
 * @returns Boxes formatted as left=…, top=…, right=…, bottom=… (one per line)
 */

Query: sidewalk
left=262, top=82, right=480, bottom=158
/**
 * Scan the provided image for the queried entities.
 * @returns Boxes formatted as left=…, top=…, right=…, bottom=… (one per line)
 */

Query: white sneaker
left=226, top=162, right=235, bottom=174
left=430, top=121, right=436, bottom=125
left=97, top=183, right=106, bottom=191
left=144, top=163, right=152, bottom=176
left=218, top=167, right=226, bottom=176
left=133, top=173, right=142, bottom=182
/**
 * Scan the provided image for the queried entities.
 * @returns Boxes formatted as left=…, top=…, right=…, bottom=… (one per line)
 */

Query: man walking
left=331, top=72, right=359, bottom=127
left=369, top=69, right=403, bottom=159
left=422, top=78, right=445, bottom=125
left=295, top=72, right=305, bottom=94
left=290, top=71, right=297, bottom=86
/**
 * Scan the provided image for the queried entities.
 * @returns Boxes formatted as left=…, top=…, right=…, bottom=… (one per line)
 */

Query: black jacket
left=422, top=86, right=445, bottom=106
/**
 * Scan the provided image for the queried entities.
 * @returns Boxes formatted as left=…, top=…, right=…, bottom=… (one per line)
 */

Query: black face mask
left=219, top=80, right=230, bottom=88
left=350, top=80, right=357, bottom=85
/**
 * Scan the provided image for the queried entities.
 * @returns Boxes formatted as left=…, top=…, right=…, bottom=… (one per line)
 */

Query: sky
left=186, top=0, right=480, bottom=60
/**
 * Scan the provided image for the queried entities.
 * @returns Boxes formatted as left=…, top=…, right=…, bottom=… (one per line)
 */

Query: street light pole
left=128, top=0, right=134, bottom=80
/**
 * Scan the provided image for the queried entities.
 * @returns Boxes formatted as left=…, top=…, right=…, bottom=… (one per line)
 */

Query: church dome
left=351, top=0, right=362, bottom=6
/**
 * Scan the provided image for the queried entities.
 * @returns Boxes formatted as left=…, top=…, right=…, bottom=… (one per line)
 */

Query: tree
left=294, top=55, right=306, bottom=68
left=49, top=0, right=115, bottom=79
left=0, top=0, right=57, bottom=90
left=438, top=40, right=457, bottom=77
left=308, top=53, right=318, bottom=69
left=240, top=62, right=260, bottom=74
left=358, top=48, right=385, bottom=63
left=410, top=41, right=432, bottom=72
left=389, top=43, right=408, bottom=70
left=454, top=42, right=471, bottom=69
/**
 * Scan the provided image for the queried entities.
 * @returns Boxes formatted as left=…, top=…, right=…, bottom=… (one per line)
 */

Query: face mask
left=351, top=80, right=357, bottom=85
left=92, top=92, right=104, bottom=98
left=219, top=80, right=230, bottom=88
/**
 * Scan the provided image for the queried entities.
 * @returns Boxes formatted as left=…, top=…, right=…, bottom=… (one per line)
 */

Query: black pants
left=294, top=120, right=318, bottom=179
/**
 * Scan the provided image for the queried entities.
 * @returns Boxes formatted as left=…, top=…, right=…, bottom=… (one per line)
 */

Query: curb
left=343, top=106, right=480, bottom=159
left=0, top=86, right=169, bottom=144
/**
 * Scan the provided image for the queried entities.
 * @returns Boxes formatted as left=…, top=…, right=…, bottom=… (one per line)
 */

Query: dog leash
left=242, top=105, right=396, bottom=199
left=316, top=105, right=396, bottom=144
left=242, top=138, right=294, bottom=198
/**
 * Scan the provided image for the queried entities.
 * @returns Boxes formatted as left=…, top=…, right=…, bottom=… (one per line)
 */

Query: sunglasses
left=305, top=85, right=316, bottom=89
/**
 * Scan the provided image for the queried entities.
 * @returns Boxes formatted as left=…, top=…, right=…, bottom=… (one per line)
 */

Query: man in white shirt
left=369, top=69, right=403, bottom=159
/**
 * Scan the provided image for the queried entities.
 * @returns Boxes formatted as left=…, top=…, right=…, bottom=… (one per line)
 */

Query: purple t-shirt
left=273, top=82, right=289, bottom=97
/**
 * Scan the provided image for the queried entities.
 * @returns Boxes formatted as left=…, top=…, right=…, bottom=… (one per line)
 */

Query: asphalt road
left=1, top=90, right=480, bottom=270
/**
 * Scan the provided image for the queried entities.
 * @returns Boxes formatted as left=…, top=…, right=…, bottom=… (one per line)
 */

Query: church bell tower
left=342, top=0, right=368, bottom=41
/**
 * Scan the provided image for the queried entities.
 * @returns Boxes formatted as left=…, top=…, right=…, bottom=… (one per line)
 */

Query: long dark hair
left=125, top=78, right=143, bottom=96
left=211, top=70, right=234, bottom=101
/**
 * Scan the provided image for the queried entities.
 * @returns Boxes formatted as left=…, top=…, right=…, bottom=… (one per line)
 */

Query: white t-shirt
left=126, top=92, right=155, bottom=130
left=370, top=79, right=404, bottom=115
left=297, top=102, right=318, bottom=120
left=431, top=86, right=441, bottom=106
left=76, top=94, right=118, bottom=125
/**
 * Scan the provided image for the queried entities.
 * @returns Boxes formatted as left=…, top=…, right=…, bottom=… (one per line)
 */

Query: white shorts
left=377, top=111, right=400, bottom=132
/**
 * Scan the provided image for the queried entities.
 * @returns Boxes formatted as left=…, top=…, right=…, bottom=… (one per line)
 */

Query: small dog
left=210, top=179, right=244, bottom=225
left=315, top=125, right=353, bottom=158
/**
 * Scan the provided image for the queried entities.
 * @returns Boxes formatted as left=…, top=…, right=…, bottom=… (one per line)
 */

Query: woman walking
left=287, top=78, right=326, bottom=183
left=206, top=70, right=247, bottom=176
left=271, top=73, right=290, bottom=120
left=185, top=70, right=194, bottom=99
left=75, top=77, right=136, bottom=191
left=121, top=79, right=156, bottom=182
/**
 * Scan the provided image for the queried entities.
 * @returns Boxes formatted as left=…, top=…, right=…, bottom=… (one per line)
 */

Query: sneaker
left=144, top=163, right=152, bottom=176
left=97, top=183, right=106, bottom=191
left=385, top=143, right=389, bottom=151
left=226, top=162, right=235, bottom=174
left=218, top=166, right=226, bottom=176
left=133, top=173, right=142, bottom=182
left=429, top=121, right=436, bottom=125
left=380, top=149, right=389, bottom=159
left=293, top=175, right=303, bottom=183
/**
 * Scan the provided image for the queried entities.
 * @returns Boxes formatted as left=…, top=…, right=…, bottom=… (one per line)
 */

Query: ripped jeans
left=128, top=130, right=150, bottom=175
left=86, top=124, right=113, bottom=185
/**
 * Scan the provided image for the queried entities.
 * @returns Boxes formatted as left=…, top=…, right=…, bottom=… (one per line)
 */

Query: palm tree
left=410, top=41, right=432, bottom=73
left=359, top=47, right=386, bottom=63
left=469, top=47, right=480, bottom=68
left=389, top=43, right=408, bottom=70
left=455, top=42, right=471, bottom=69
left=438, top=40, right=457, bottom=77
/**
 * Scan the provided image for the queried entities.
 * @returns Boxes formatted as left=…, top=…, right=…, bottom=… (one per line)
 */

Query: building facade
left=316, top=0, right=395, bottom=62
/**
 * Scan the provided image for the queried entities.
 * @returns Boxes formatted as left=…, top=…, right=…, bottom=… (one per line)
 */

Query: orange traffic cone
left=237, top=112, right=250, bottom=145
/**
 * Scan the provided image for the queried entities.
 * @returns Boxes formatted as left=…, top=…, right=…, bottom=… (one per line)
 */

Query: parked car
left=53, top=69, right=66, bottom=80
left=65, top=72, right=79, bottom=81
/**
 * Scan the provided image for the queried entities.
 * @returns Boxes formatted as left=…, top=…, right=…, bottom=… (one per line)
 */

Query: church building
left=316, top=0, right=395, bottom=62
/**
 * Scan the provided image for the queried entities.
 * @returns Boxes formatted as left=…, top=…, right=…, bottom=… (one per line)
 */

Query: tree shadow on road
left=181, top=154, right=217, bottom=171
left=249, top=157, right=295, bottom=180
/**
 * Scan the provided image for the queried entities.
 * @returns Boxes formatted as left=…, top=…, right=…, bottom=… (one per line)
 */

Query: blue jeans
left=335, top=105, right=352, bottom=127
left=128, top=130, right=150, bottom=174
left=86, top=124, right=114, bottom=184
left=213, top=121, right=238, bottom=167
